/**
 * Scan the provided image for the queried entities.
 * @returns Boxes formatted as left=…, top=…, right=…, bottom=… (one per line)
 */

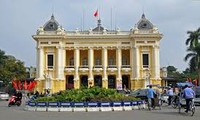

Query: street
left=0, top=100, right=200, bottom=120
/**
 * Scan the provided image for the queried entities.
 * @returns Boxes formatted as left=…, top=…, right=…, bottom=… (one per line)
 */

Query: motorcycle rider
left=14, top=91, right=22, bottom=102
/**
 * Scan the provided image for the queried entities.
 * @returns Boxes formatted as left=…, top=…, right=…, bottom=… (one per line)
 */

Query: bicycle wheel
left=191, top=107, right=195, bottom=116
left=172, top=101, right=177, bottom=109
left=189, top=101, right=195, bottom=116
left=178, top=102, right=181, bottom=113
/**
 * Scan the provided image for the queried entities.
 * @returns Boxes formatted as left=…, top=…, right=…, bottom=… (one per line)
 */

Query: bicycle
left=188, top=99, right=195, bottom=116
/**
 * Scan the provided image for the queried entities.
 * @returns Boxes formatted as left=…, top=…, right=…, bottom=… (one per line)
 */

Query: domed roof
left=43, top=14, right=59, bottom=31
left=137, top=14, right=153, bottom=30
left=92, top=19, right=107, bottom=32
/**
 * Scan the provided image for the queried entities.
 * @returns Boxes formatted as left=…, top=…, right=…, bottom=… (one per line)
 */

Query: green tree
left=184, top=44, right=200, bottom=84
left=0, top=49, right=26, bottom=85
left=166, top=66, right=185, bottom=81
left=185, top=28, right=200, bottom=48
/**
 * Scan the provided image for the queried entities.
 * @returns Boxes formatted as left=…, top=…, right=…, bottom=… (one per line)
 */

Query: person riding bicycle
left=183, top=84, right=195, bottom=113
left=147, top=85, right=156, bottom=109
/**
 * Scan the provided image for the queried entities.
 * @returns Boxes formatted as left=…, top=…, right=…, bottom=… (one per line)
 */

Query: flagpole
left=83, top=8, right=85, bottom=31
left=111, top=7, right=112, bottom=31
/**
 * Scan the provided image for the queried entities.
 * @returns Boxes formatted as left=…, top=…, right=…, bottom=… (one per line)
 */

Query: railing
left=107, top=65, right=117, bottom=68
left=65, top=66, right=74, bottom=68
left=121, top=65, right=131, bottom=68
left=93, top=65, right=103, bottom=68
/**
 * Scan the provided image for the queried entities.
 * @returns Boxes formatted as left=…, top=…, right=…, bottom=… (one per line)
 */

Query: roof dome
left=92, top=19, right=107, bottom=32
left=43, top=14, right=59, bottom=31
left=137, top=14, right=153, bottom=30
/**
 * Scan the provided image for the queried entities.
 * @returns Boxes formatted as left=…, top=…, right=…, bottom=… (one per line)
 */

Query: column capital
left=153, top=45, right=159, bottom=49
left=102, top=47, right=107, bottom=50
left=117, top=46, right=122, bottom=49
left=133, top=46, right=139, bottom=49
left=56, top=45, right=65, bottom=49
left=74, top=47, right=80, bottom=50
left=88, top=47, right=94, bottom=50
left=37, top=46, right=44, bottom=49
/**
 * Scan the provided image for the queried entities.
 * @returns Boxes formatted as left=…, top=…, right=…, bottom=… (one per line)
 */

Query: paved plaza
left=0, top=100, right=200, bottom=120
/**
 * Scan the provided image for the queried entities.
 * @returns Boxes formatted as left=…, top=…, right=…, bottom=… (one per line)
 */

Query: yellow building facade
left=32, top=14, right=163, bottom=93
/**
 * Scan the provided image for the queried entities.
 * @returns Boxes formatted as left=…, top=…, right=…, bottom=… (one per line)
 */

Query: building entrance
left=122, top=75, right=130, bottom=90
left=66, top=75, right=74, bottom=89
left=108, top=75, right=116, bottom=89
left=80, top=75, right=88, bottom=87
left=94, top=75, right=102, bottom=87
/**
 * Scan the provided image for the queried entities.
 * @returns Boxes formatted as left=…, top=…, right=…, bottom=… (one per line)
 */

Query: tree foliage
left=184, top=27, right=200, bottom=83
left=0, top=49, right=26, bottom=85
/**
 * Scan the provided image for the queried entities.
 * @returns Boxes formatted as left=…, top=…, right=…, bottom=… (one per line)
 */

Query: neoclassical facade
left=33, top=14, right=163, bottom=93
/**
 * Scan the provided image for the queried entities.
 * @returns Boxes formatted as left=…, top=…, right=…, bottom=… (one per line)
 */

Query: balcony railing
left=79, top=65, right=89, bottom=68
left=93, top=65, right=103, bottom=68
left=121, top=65, right=131, bottom=68
left=47, top=66, right=54, bottom=69
left=107, top=65, right=117, bottom=68
left=65, top=65, right=75, bottom=68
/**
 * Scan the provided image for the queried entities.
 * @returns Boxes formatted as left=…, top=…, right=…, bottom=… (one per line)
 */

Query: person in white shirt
left=167, top=87, right=174, bottom=105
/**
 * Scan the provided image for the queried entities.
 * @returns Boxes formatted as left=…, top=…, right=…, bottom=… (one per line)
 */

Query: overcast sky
left=0, top=0, right=200, bottom=72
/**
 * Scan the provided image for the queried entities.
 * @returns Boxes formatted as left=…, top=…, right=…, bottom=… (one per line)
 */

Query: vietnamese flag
left=28, top=81, right=37, bottom=91
left=12, top=80, right=18, bottom=90
left=27, top=81, right=32, bottom=91
left=18, top=80, right=22, bottom=90
left=24, top=80, right=28, bottom=90
left=94, top=9, right=98, bottom=17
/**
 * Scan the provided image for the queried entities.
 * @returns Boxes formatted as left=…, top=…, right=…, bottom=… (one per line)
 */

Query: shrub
left=34, top=87, right=140, bottom=102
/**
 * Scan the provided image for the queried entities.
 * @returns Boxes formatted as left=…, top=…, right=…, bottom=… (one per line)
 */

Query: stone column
left=116, top=47, right=122, bottom=90
left=88, top=47, right=94, bottom=87
left=133, top=46, right=140, bottom=79
left=130, top=47, right=134, bottom=80
left=153, top=45, right=160, bottom=79
left=102, top=47, right=108, bottom=88
left=117, top=47, right=122, bottom=81
left=37, top=46, right=44, bottom=79
left=74, top=48, right=80, bottom=89
left=56, top=46, right=65, bottom=80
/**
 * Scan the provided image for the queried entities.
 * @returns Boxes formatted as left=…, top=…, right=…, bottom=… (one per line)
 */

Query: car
left=194, top=86, right=200, bottom=105
left=129, top=89, right=148, bottom=101
left=0, top=92, right=9, bottom=101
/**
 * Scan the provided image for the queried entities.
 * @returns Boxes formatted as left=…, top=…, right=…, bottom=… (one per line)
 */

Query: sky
left=0, top=0, right=200, bottom=72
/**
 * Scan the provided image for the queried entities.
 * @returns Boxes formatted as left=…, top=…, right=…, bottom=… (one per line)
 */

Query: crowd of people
left=147, top=84, right=195, bottom=112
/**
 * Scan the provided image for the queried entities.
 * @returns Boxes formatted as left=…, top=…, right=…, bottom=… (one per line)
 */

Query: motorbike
left=8, top=95, right=22, bottom=107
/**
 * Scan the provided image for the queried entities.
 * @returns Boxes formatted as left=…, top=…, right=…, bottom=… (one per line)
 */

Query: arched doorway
left=94, top=75, right=102, bottom=87
left=66, top=75, right=74, bottom=89
left=80, top=75, right=88, bottom=87
left=122, top=75, right=129, bottom=89
left=108, top=75, right=116, bottom=89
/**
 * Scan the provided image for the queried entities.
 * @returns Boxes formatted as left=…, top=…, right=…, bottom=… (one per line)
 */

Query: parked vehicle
left=0, top=91, right=9, bottom=101
left=194, top=86, right=200, bottom=105
left=8, top=95, right=22, bottom=107
left=129, top=89, right=148, bottom=101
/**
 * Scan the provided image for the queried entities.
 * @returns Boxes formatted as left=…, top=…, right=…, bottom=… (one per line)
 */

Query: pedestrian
left=147, top=85, right=156, bottom=109
left=167, top=87, right=174, bottom=105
